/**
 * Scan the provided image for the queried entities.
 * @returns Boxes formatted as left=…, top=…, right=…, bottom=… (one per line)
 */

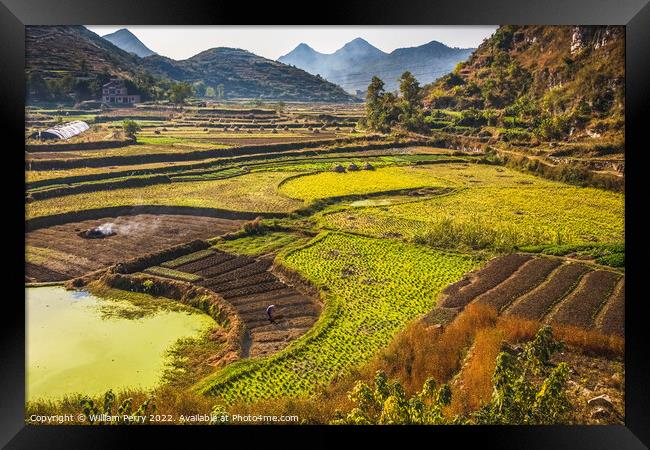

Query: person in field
left=266, top=304, right=276, bottom=323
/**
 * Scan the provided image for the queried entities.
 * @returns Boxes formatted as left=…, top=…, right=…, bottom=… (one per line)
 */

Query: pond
left=26, top=286, right=215, bottom=402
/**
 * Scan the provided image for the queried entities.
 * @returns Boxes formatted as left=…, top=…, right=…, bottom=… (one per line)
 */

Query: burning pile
left=78, top=223, right=116, bottom=239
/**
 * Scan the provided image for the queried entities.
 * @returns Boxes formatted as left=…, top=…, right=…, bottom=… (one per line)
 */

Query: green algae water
left=26, top=286, right=215, bottom=402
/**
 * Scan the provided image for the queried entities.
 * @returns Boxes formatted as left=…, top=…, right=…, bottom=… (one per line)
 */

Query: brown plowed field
left=596, top=279, right=625, bottom=336
left=25, top=214, right=244, bottom=282
left=438, top=254, right=625, bottom=337
left=549, top=270, right=622, bottom=329
left=505, top=263, right=591, bottom=320
left=474, top=258, right=562, bottom=311
left=163, top=249, right=320, bottom=358
left=440, top=254, right=533, bottom=308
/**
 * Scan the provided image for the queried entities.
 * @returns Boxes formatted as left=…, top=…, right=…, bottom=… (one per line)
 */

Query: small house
left=102, top=79, right=140, bottom=105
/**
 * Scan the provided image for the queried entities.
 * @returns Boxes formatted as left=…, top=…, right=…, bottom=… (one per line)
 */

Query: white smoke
left=96, top=223, right=115, bottom=235
left=93, top=217, right=162, bottom=237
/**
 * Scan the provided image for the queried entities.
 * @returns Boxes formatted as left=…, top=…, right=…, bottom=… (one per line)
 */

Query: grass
left=212, top=232, right=309, bottom=256
left=519, top=242, right=625, bottom=268
left=26, top=171, right=303, bottom=218
left=163, top=330, right=225, bottom=389
left=321, top=164, right=624, bottom=250
left=85, top=281, right=205, bottom=320
left=161, top=249, right=216, bottom=268
left=197, top=232, right=477, bottom=403
left=143, top=266, right=203, bottom=283
left=279, top=166, right=454, bottom=202
left=27, top=142, right=231, bottom=161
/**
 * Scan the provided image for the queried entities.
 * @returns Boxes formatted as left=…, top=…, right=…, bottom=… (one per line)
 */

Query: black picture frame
left=2, top=0, right=648, bottom=447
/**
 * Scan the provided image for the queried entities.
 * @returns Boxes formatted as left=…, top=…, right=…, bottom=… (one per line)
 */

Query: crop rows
left=505, top=263, right=591, bottom=320
left=440, top=253, right=532, bottom=308
left=161, top=249, right=217, bottom=268
left=143, top=266, right=203, bottom=282
left=596, top=280, right=625, bottom=336
left=200, top=232, right=476, bottom=403
left=162, top=248, right=320, bottom=358
left=474, top=258, right=562, bottom=312
left=549, top=270, right=621, bottom=329
left=439, top=253, right=624, bottom=337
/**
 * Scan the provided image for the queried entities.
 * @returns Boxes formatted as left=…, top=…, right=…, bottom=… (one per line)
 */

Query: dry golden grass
left=554, top=325, right=624, bottom=358
left=363, top=303, right=498, bottom=394
left=448, top=327, right=503, bottom=416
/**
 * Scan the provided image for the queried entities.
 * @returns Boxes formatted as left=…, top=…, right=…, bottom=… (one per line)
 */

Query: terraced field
left=439, top=253, right=624, bottom=337
left=26, top=171, right=303, bottom=218
left=320, top=164, right=624, bottom=248
left=279, top=166, right=455, bottom=202
left=197, top=232, right=476, bottom=403
left=145, top=247, right=321, bottom=358
left=25, top=214, right=244, bottom=282
left=25, top=102, right=626, bottom=423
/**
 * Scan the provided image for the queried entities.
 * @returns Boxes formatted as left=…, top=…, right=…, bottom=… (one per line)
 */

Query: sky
left=85, top=26, right=498, bottom=61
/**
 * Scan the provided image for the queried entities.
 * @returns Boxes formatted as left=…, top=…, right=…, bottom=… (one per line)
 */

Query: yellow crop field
left=26, top=171, right=303, bottom=218
left=321, top=174, right=624, bottom=250
left=279, top=166, right=454, bottom=202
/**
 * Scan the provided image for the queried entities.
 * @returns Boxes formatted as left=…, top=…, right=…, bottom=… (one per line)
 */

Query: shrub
left=470, top=326, right=572, bottom=425
left=80, top=389, right=156, bottom=425
left=122, top=120, right=141, bottom=140
left=501, top=128, right=532, bottom=142
left=331, top=371, right=451, bottom=424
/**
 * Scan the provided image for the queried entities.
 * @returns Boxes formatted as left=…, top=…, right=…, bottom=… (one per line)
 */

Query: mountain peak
left=102, top=28, right=156, bottom=57
left=347, top=37, right=371, bottom=46
left=336, top=37, right=385, bottom=59
left=296, top=42, right=314, bottom=50
left=113, top=28, right=135, bottom=37
left=281, top=42, right=321, bottom=59
left=342, top=37, right=380, bottom=51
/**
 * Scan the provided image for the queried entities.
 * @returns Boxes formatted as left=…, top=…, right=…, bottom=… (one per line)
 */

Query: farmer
left=266, top=304, right=276, bottom=323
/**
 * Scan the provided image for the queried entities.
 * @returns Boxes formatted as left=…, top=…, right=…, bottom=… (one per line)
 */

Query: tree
left=365, top=76, right=398, bottom=132
left=398, top=71, right=422, bottom=117
left=72, top=79, right=94, bottom=102
left=26, top=71, right=49, bottom=101
left=216, top=84, right=225, bottom=100
left=122, top=120, right=141, bottom=141
left=168, top=81, right=193, bottom=105
left=192, top=80, right=207, bottom=97
left=331, top=371, right=452, bottom=425
left=397, top=71, right=426, bottom=132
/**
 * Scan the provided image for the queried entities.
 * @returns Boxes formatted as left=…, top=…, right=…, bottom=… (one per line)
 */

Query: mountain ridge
left=25, top=26, right=359, bottom=103
left=102, top=28, right=157, bottom=57
left=279, top=38, right=474, bottom=94
left=424, top=25, right=624, bottom=139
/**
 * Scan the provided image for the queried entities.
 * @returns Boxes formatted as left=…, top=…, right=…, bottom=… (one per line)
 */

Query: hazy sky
left=85, top=26, right=498, bottom=61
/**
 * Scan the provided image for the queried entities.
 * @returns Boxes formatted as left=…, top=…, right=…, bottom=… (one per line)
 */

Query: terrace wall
left=26, top=138, right=134, bottom=153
